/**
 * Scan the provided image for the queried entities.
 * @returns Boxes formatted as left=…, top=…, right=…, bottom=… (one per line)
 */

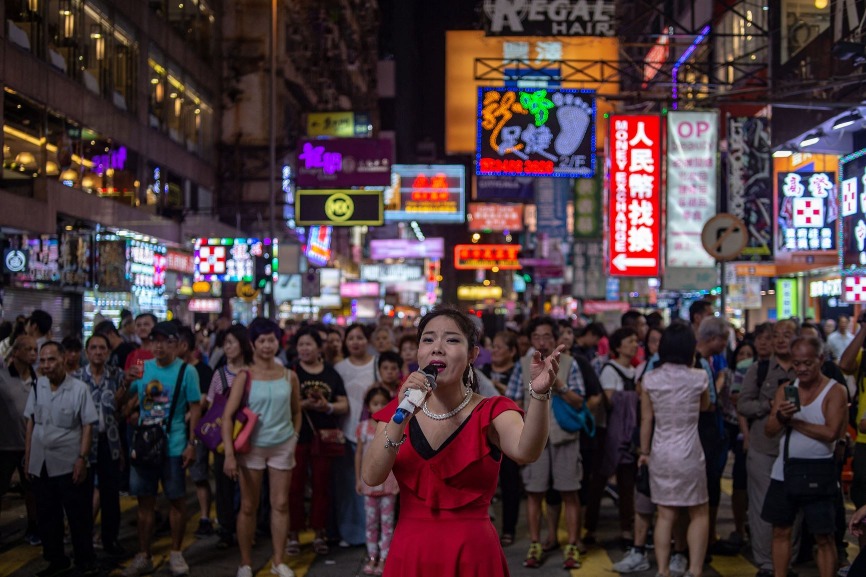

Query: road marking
left=255, top=530, right=316, bottom=577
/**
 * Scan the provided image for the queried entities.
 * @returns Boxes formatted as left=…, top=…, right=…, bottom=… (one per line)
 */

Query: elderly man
left=24, top=341, right=99, bottom=577
left=763, top=336, right=847, bottom=577
left=738, top=319, right=800, bottom=577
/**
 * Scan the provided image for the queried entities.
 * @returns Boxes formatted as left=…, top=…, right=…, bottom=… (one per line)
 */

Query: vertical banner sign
left=840, top=148, right=866, bottom=273
left=727, top=117, right=773, bottom=261
left=535, top=178, right=570, bottom=239
left=776, top=278, right=799, bottom=319
left=777, top=172, right=837, bottom=253
left=666, top=111, right=718, bottom=268
left=574, top=175, right=603, bottom=239
left=608, top=115, right=662, bottom=277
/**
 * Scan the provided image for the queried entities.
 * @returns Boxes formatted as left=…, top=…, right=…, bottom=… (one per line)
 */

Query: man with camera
left=762, top=336, right=846, bottom=577
left=839, top=311, right=866, bottom=545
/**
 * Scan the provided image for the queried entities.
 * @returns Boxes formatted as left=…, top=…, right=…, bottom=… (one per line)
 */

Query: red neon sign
left=454, top=244, right=522, bottom=270
left=608, top=115, right=662, bottom=277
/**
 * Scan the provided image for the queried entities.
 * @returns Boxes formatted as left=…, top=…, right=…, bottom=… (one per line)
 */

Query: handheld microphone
left=392, top=364, right=438, bottom=424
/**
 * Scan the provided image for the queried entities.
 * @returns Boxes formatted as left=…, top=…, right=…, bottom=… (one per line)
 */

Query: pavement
left=0, top=474, right=859, bottom=576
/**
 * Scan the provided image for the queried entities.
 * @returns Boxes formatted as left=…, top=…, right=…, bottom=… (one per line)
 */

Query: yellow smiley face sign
left=324, top=192, right=355, bottom=222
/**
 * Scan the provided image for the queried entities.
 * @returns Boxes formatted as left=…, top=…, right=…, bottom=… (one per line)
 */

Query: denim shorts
left=130, top=456, right=187, bottom=501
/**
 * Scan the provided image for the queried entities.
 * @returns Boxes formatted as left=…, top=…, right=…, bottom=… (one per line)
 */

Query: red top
left=373, top=395, right=522, bottom=576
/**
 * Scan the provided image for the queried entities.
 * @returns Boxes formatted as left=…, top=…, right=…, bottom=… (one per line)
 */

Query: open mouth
left=428, top=361, right=447, bottom=373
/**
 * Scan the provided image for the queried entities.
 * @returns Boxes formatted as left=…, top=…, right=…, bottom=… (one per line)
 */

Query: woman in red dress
left=363, top=306, right=563, bottom=576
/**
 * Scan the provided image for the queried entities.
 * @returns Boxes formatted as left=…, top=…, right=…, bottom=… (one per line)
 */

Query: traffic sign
left=701, top=213, right=748, bottom=262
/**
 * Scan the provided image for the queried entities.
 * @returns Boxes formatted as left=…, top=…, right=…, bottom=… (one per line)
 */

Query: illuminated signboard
left=305, top=225, right=332, bottom=267
left=296, top=189, right=384, bottom=226
left=383, top=165, right=466, bottom=224
left=777, top=172, right=837, bottom=253
left=483, top=0, right=615, bottom=36
left=340, top=281, right=381, bottom=298
left=194, top=238, right=278, bottom=283
left=476, top=87, right=595, bottom=178
left=296, top=138, right=393, bottom=187
left=369, top=238, right=445, bottom=260
left=188, top=298, right=223, bottom=313
left=360, top=264, right=424, bottom=283
left=457, top=285, right=504, bottom=300
left=454, top=244, right=522, bottom=270
left=468, top=203, right=524, bottom=232
left=666, top=111, right=718, bottom=268
left=728, top=117, right=773, bottom=261
left=306, top=112, right=372, bottom=138
left=810, top=278, right=841, bottom=298
left=608, top=115, right=662, bottom=277
left=166, top=250, right=195, bottom=274
left=776, top=278, right=800, bottom=318
left=841, top=149, right=866, bottom=273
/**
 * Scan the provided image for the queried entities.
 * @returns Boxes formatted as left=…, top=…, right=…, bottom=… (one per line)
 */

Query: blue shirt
left=130, top=359, right=201, bottom=457
left=505, top=353, right=585, bottom=402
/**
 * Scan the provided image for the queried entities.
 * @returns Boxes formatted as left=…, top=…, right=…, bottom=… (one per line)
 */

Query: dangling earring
left=466, top=365, right=475, bottom=390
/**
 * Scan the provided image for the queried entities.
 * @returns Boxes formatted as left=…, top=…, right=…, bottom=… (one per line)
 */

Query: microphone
left=392, top=364, right=438, bottom=424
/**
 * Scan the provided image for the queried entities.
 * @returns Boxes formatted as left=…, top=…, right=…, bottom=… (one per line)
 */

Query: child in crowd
left=355, top=387, right=399, bottom=576
left=376, top=351, right=404, bottom=398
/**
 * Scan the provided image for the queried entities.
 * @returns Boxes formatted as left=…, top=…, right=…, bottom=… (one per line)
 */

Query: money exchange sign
left=608, top=115, right=661, bottom=276
left=476, top=87, right=595, bottom=178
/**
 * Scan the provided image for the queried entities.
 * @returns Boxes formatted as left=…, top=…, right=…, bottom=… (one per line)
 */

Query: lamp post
left=268, top=0, right=277, bottom=319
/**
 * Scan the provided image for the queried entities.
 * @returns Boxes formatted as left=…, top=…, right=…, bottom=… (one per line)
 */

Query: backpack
left=602, top=361, right=636, bottom=392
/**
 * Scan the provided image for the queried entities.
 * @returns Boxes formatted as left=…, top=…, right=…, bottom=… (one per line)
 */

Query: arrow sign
left=612, top=254, right=657, bottom=271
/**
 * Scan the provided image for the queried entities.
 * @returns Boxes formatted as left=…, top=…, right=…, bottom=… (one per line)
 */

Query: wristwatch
left=188, top=439, right=202, bottom=448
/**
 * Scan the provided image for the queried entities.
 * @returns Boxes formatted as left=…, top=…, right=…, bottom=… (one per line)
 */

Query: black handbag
left=782, top=426, right=838, bottom=500
left=636, top=463, right=651, bottom=497
left=130, top=363, right=187, bottom=468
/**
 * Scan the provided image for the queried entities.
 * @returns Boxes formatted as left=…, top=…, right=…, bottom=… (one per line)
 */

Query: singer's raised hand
left=528, top=344, right=566, bottom=394
left=398, top=370, right=434, bottom=415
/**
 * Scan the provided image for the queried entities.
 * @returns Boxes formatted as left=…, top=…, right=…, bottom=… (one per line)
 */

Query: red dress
left=373, top=396, right=523, bottom=576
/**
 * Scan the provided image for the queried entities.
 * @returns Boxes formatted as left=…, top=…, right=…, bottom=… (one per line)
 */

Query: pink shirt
left=356, top=419, right=399, bottom=496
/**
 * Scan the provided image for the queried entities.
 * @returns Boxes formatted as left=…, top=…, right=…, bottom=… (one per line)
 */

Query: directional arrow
left=612, top=254, right=657, bottom=271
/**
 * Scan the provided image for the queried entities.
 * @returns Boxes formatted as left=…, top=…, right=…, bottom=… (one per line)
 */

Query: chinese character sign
left=476, top=87, right=596, bottom=178
left=666, top=111, right=718, bottom=268
left=194, top=238, right=278, bottom=283
left=776, top=278, right=800, bottom=319
left=607, top=115, right=661, bottom=277
left=727, top=116, right=773, bottom=261
left=296, top=138, right=393, bottom=187
left=841, top=150, right=866, bottom=272
left=776, top=171, right=837, bottom=253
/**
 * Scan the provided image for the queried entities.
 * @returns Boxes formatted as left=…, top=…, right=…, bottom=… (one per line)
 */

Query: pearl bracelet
left=527, top=380, right=552, bottom=401
left=384, top=429, right=407, bottom=452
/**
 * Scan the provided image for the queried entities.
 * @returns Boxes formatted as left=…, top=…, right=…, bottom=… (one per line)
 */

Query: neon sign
left=384, top=165, right=465, bottom=224
left=296, top=138, right=393, bottom=187
left=91, top=146, right=127, bottom=175
left=777, top=172, right=837, bottom=253
left=453, top=244, right=522, bottom=270
left=194, top=238, right=279, bottom=283
left=476, top=87, right=596, bottom=178
left=305, top=225, right=332, bottom=266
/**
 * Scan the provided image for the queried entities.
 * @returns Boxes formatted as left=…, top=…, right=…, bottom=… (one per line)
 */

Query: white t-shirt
left=600, top=361, right=636, bottom=392
left=335, top=357, right=377, bottom=443
left=827, top=331, right=853, bottom=361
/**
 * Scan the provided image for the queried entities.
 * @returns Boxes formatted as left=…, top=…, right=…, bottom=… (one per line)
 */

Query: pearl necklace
left=423, top=387, right=472, bottom=420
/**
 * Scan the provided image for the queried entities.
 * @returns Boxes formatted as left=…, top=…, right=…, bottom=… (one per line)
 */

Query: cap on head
left=150, top=321, right=178, bottom=339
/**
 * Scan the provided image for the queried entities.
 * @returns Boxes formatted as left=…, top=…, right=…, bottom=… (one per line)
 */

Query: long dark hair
left=658, top=321, right=697, bottom=366
left=216, top=324, right=254, bottom=370
left=341, top=323, right=370, bottom=358
left=417, top=305, right=479, bottom=390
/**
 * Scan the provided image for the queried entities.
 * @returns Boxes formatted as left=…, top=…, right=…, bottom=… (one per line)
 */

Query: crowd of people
left=2, top=304, right=866, bottom=577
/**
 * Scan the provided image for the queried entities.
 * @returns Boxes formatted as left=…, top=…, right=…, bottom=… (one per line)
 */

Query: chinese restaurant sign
left=607, top=115, right=661, bottom=277
left=777, top=172, right=837, bottom=253
left=727, top=117, right=773, bottom=261
left=483, top=0, right=616, bottom=36
left=476, top=87, right=595, bottom=178
left=666, top=111, right=718, bottom=268
left=468, top=203, right=524, bottom=232
left=296, top=190, right=384, bottom=226
left=194, top=238, right=278, bottom=283
left=841, top=148, right=866, bottom=273
left=454, top=244, right=522, bottom=271
left=296, top=138, right=392, bottom=187
left=384, top=165, right=465, bottom=224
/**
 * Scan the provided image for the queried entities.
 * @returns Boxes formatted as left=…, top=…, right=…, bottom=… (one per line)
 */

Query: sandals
left=362, top=557, right=377, bottom=575
left=285, top=539, right=301, bottom=556
left=313, top=538, right=329, bottom=555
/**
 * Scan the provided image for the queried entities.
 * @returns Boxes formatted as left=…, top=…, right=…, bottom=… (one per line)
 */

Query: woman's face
left=491, top=336, right=515, bottom=365
left=400, top=341, right=418, bottom=365
left=223, top=334, right=241, bottom=363
left=418, top=316, right=476, bottom=385
left=373, top=330, right=394, bottom=353
left=345, top=327, right=369, bottom=357
left=558, top=327, right=575, bottom=349
left=646, top=330, right=662, bottom=355
left=618, top=335, right=639, bottom=360
left=296, top=334, right=320, bottom=363
left=736, top=344, right=756, bottom=364
left=253, top=332, right=279, bottom=360
left=326, top=332, right=343, bottom=354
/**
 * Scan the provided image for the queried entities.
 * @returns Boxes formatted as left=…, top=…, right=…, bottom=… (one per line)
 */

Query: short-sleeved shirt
left=194, top=362, right=214, bottom=396
left=129, top=359, right=200, bottom=457
left=23, top=374, right=99, bottom=477
left=505, top=352, right=586, bottom=402
left=295, top=363, right=347, bottom=444
left=599, top=361, right=636, bottom=392
left=0, top=364, right=37, bottom=451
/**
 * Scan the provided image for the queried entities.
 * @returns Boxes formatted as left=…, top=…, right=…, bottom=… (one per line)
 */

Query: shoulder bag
left=305, top=410, right=346, bottom=458
left=130, top=363, right=187, bottom=468
left=782, top=424, right=838, bottom=500
left=195, top=369, right=258, bottom=454
left=551, top=394, right=596, bottom=437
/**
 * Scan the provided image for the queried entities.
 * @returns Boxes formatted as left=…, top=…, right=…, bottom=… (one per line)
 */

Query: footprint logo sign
left=552, top=93, right=593, bottom=157
left=476, top=87, right=596, bottom=178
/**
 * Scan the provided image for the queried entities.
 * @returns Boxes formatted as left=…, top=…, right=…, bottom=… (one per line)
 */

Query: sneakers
left=26, top=533, right=43, bottom=546
left=194, top=518, right=215, bottom=538
left=270, top=563, right=295, bottom=577
left=562, top=543, right=581, bottom=570
left=236, top=566, right=253, bottom=577
left=669, top=553, right=688, bottom=577
left=612, top=548, right=651, bottom=573
left=168, top=551, right=189, bottom=576
left=523, top=542, right=544, bottom=568
left=121, top=553, right=154, bottom=577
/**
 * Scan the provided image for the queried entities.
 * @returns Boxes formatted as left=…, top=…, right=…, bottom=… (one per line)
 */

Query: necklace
left=423, top=387, right=472, bottom=420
